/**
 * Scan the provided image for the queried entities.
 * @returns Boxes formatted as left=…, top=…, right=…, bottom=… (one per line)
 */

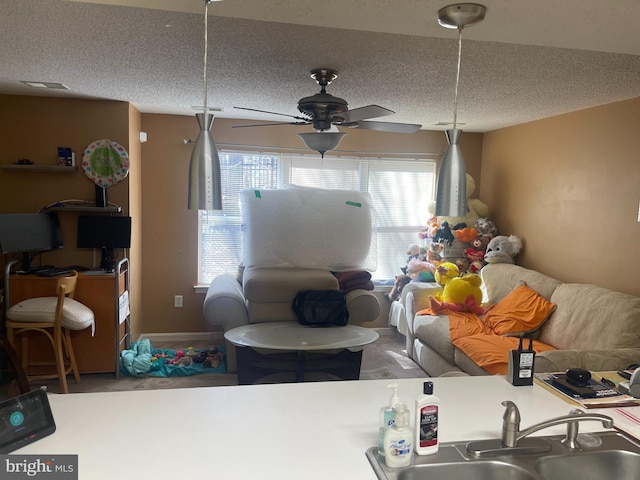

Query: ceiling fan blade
left=351, top=120, right=422, bottom=134
left=232, top=121, right=310, bottom=128
left=234, top=106, right=308, bottom=122
left=340, top=105, right=395, bottom=123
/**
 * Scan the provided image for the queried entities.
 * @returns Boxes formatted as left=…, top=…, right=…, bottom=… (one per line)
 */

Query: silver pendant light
left=188, top=0, right=222, bottom=210
left=434, top=3, right=486, bottom=217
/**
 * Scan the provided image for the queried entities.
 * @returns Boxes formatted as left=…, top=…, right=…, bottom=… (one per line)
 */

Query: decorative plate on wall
left=82, top=139, right=130, bottom=187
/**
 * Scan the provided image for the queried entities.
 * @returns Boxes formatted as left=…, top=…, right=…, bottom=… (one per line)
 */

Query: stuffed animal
left=484, top=235, right=523, bottom=264
left=437, top=174, right=490, bottom=228
left=426, top=242, right=443, bottom=265
left=428, top=273, right=486, bottom=314
left=432, top=221, right=455, bottom=245
left=455, top=227, right=477, bottom=243
left=475, top=217, right=497, bottom=238
left=406, top=257, right=436, bottom=280
left=388, top=274, right=411, bottom=302
left=464, top=235, right=490, bottom=267
left=434, top=261, right=459, bottom=286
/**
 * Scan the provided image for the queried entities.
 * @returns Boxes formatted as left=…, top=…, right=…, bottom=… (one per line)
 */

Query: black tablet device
left=0, top=389, right=56, bottom=453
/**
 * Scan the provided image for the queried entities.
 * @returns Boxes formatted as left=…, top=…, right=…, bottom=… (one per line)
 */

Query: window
left=198, top=151, right=436, bottom=285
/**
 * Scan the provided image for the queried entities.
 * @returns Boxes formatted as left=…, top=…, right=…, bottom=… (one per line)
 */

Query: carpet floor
left=32, top=329, right=427, bottom=394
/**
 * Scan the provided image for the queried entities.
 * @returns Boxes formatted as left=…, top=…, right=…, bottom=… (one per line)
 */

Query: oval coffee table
left=225, top=322, right=379, bottom=384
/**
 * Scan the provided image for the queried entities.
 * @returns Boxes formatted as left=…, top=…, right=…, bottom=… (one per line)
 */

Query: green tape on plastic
left=345, top=201, right=362, bottom=208
left=254, top=190, right=262, bottom=198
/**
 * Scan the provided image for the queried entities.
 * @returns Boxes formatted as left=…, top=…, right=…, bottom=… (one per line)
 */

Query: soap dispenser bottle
left=414, top=381, right=440, bottom=455
left=383, top=403, right=413, bottom=467
left=378, top=383, right=401, bottom=456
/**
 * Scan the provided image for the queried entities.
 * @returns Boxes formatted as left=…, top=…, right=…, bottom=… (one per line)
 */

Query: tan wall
left=139, top=114, right=483, bottom=334
left=0, top=94, right=141, bottom=337
left=481, top=96, right=640, bottom=297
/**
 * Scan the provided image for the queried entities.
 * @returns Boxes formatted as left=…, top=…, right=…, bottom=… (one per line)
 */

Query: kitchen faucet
left=500, top=400, right=613, bottom=449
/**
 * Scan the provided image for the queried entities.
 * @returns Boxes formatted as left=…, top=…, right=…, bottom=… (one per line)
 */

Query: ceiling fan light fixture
left=434, top=3, right=486, bottom=217
left=298, top=132, right=346, bottom=158
left=188, top=0, right=222, bottom=211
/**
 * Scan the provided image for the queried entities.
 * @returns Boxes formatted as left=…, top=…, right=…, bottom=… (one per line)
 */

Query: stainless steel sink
left=366, top=431, right=640, bottom=480
left=535, top=450, right=640, bottom=480
left=395, top=460, right=537, bottom=480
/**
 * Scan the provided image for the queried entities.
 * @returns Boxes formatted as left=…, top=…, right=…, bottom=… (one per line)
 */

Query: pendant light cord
left=203, top=0, right=210, bottom=112
left=452, top=26, right=463, bottom=130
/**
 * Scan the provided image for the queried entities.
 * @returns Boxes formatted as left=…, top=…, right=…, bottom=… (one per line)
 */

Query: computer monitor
left=0, top=213, right=63, bottom=272
left=76, top=215, right=131, bottom=272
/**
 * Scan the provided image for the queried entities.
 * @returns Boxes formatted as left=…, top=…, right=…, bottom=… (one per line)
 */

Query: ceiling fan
left=234, top=68, right=421, bottom=134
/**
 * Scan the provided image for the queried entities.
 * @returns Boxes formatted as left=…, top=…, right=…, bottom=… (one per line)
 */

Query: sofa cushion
left=413, top=314, right=455, bottom=365
left=481, top=264, right=561, bottom=304
left=541, top=283, right=640, bottom=350
left=453, top=334, right=556, bottom=374
left=482, top=283, right=557, bottom=335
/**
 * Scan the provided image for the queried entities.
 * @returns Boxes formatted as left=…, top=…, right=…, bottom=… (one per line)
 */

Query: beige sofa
left=399, top=263, right=640, bottom=376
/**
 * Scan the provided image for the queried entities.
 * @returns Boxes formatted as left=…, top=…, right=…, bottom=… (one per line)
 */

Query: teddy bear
left=428, top=273, right=487, bottom=315
left=437, top=174, right=489, bottom=229
left=464, top=235, right=490, bottom=267
left=484, top=235, right=523, bottom=264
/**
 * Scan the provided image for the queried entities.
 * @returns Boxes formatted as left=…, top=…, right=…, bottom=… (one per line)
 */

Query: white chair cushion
left=8, top=297, right=95, bottom=334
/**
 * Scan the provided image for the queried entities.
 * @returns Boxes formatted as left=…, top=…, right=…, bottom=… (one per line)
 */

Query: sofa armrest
left=535, top=348, right=640, bottom=373
left=345, top=289, right=380, bottom=325
left=203, top=274, right=249, bottom=331
left=405, top=283, right=442, bottom=331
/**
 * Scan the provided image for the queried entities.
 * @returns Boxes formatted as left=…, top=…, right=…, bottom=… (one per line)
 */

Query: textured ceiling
left=1, top=0, right=640, bottom=132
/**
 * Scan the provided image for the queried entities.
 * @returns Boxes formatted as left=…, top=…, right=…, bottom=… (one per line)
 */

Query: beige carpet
left=32, top=329, right=427, bottom=394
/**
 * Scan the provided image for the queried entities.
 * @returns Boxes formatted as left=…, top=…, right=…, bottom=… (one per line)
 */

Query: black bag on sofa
left=292, top=290, right=349, bottom=327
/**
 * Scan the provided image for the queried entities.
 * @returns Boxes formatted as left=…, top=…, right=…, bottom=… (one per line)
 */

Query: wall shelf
left=1, top=164, right=77, bottom=173
left=44, top=205, right=122, bottom=213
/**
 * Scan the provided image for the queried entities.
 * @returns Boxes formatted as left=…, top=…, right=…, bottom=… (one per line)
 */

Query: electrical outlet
left=174, top=295, right=183, bottom=308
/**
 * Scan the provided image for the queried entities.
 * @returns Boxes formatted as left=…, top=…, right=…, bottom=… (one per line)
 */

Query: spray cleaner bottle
left=378, top=384, right=402, bottom=456
left=414, top=381, right=440, bottom=455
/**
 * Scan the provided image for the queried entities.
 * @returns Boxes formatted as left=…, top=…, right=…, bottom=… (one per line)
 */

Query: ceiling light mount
left=437, top=3, right=486, bottom=29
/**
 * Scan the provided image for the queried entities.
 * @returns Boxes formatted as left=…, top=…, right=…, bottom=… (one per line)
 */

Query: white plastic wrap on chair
left=8, top=297, right=96, bottom=335
left=240, top=186, right=377, bottom=271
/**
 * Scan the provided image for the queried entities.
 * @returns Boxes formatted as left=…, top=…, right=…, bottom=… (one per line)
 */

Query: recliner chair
left=203, top=186, right=381, bottom=372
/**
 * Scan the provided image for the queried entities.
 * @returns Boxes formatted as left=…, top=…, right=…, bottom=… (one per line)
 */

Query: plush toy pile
left=387, top=174, right=523, bottom=305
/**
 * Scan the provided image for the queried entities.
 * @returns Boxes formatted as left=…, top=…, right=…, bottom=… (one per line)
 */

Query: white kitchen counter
left=17, top=376, right=611, bottom=479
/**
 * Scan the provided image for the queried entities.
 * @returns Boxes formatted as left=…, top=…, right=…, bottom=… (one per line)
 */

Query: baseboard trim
left=140, top=332, right=225, bottom=343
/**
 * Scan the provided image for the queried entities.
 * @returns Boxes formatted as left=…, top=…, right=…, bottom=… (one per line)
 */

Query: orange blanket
left=445, top=310, right=556, bottom=375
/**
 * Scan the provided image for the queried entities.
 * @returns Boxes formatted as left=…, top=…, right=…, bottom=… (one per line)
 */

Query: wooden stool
left=6, top=271, right=95, bottom=394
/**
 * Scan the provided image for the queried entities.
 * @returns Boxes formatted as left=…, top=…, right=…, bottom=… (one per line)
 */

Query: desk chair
left=5, top=271, right=95, bottom=394
left=0, top=336, right=30, bottom=399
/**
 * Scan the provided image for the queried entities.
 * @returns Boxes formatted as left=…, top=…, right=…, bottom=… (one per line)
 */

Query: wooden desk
left=7, top=269, right=128, bottom=374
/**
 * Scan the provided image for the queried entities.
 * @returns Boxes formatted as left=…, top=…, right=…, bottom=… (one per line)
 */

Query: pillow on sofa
left=482, top=282, right=556, bottom=336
